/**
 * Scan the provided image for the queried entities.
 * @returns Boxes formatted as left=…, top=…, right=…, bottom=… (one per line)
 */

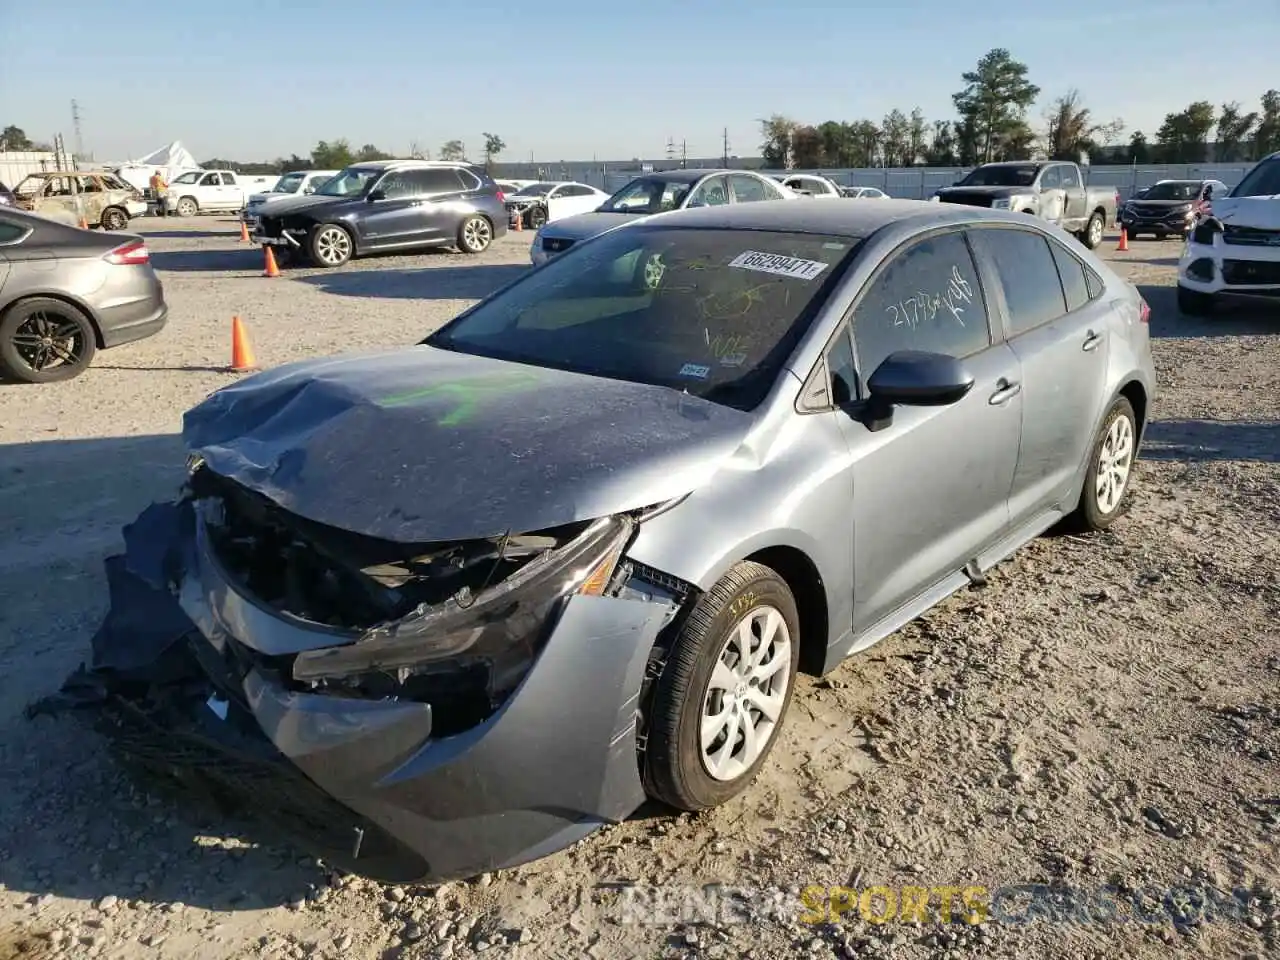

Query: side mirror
left=367, top=189, right=386, bottom=202
left=861, top=351, right=975, bottom=432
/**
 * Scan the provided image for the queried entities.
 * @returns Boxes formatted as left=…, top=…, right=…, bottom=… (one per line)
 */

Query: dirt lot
left=0, top=218, right=1276, bottom=960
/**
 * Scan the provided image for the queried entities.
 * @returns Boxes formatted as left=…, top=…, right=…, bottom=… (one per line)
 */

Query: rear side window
left=972, top=228, right=1067, bottom=336
left=1048, top=240, right=1091, bottom=313
left=0, top=219, right=28, bottom=243
left=851, top=230, right=991, bottom=379
left=454, top=168, right=483, bottom=191
left=404, top=169, right=466, bottom=194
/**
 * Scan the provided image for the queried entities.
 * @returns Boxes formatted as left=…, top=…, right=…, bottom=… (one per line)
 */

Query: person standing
left=149, top=169, right=169, bottom=216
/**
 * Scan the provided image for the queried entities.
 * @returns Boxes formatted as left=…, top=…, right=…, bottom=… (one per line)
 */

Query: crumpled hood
left=182, top=345, right=754, bottom=543
left=538, top=211, right=641, bottom=242
left=251, top=193, right=346, bottom=218
left=1211, top=197, right=1280, bottom=229
left=936, top=186, right=1024, bottom=199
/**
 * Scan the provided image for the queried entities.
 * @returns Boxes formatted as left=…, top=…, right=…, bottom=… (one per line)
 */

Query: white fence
left=0, top=151, right=64, bottom=186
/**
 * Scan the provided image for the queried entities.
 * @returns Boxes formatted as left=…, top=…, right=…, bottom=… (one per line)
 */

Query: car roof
left=630, top=168, right=763, bottom=184
left=346, top=159, right=481, bottom=172
left=637, top=197, right=978, bottom=237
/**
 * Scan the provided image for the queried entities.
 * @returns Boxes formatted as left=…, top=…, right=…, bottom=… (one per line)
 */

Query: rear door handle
left=1082, top=330, right=1102, bottom=352
left=989, top=379, right=1022, bottom=405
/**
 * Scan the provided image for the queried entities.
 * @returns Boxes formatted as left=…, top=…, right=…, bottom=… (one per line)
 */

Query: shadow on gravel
left=1142, top=419, right=1280, bottom=463
left=150, top=249, right=264, bottom=272
left=1136, top=284, right=1280, bottom=338
left=137, top=230, right=241, bottom=240
left=1132, top=257, right=1180, bottom=268
left=297, top=264, right=530, bottom=301
left=0, top=434, right=327, bottom=912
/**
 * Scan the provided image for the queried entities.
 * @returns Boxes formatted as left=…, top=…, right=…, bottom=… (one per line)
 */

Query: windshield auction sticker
left=728, top=251, right=830, bottom=280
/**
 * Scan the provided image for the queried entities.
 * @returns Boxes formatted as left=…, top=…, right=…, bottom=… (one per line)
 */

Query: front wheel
left=1081, top=212, right=1105, bottom=249
left=457, top=216, right=493, bottom=254
left=175, top=196, right=198, bottom=217
left=528, top=206, right=548, bottom=230
left=1067, top=396, right=1137, bottom=532
left=642, top=561, right=801, bottom=812
left=1177, top=285, right=1217, bottom=317
left=0, top=297, right=98, bottom=384
left=308, top=224, right=354, bottom=268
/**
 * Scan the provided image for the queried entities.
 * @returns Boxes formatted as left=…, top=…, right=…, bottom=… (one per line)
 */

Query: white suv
left=1177, top=152, right=1280, bottom=315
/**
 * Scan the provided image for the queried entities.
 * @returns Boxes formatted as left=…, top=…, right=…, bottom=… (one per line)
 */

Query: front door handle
left=988, top=379, right=1022, bottom=405
left=1082, top=330, right=1102, bottom=352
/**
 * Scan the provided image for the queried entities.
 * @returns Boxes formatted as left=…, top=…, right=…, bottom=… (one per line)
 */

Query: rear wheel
left=308, top=224, right=354, bottom=268
left=101, top=206, right=128, bottom=231
left=642, top=561, right=801, bottom=811
left=1081, top=211, right=1105, bottom=249
left=1177, top=285, right=1216, bottom=317
left=457, top=216, right=493, bottom=254
left=528, top=206, right=548, bottom=230
left=0, top=297, right=98, bottom=384
left=1066, top=396, right=1137, bottom=532
left=175, top=196, right=198, bottom=217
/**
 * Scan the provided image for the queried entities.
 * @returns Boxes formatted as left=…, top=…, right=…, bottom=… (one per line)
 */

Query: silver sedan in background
left=50, top=199, right=1154, bottom=883
left=0, top=207, right=168, bottom=383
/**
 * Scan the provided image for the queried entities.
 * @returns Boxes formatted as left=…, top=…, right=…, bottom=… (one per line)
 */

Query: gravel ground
left=0, top=218, right=1276, bottom=960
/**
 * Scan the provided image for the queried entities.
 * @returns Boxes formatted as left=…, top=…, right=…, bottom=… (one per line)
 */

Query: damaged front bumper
left=30, top=490, right=684, bottom=884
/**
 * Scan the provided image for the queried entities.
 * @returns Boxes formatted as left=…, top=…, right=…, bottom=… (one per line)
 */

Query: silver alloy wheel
left=316, top=226, right=351, bottom=265
left=1095, top=412, right=1135, bottom=514
left=643, top=253, right=666, bottom=289
left=176, top=197, right=197, bottom=217
left=700, top=604, right=793, bottom=782
left=1088, top=214, right=1104, bottom=247
left=463, top=218, right=491, bottom=251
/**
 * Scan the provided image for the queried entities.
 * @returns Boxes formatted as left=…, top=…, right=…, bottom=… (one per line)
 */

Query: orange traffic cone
left=239, top=219, right=250, bottom=242
left=263, top=246, right=281, bottom=278
left=514, top=211, right=522, bottom=232
left=229, top=316, right=258, bottom=371
left=1117, top=226, right=1129, bottom=252
left=78, top=216, right=89, bottom=229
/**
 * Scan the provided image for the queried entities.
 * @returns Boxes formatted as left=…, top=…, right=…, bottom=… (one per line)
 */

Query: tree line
left=760, top=48, right=1280, bottom=169
left=206, top=134, right=509, bottom=176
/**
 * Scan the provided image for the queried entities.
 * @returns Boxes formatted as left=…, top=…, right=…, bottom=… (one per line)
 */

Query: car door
left=405, top=168, right=472, bottom=245
left=1058, top=164, right=1088, bottom=225
left=832, top=227, right=1022, bottom=634
left=357, top=170, right=425, bottom=247
left=1036, top=164, right=1065, bottom=222
left=967, top=224, right=1112, bottom=524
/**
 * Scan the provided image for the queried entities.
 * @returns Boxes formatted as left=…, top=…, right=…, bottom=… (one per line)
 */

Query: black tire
left=175, top=196, right=198, bottom=217
left=1080, top=211, right=1105, bottom=250
left=0, top=297, right=98, bottom=384
left=307, top=224, right=354, bottom=268
left=457, top=216, right=493, bottom=254
left=1066, top=396, right=1137, bottom=533
left=1177, top=285, right=1216, bottom=317
left=528, top=206, right=548, bottom=230
left=101, top=206, right=128, bottom=231
left=643, top=561, right=802, bottom=812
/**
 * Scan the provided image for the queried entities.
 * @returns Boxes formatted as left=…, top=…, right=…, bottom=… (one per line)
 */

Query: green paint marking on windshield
left=378, top=371, right=544, bottom=426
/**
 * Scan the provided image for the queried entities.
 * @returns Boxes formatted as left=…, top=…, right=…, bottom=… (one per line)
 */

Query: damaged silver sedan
left=31, top=199, right=1154, bottom=883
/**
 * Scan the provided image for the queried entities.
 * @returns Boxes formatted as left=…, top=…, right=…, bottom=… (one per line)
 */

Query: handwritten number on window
left=886, top=265, right=974, bottom=329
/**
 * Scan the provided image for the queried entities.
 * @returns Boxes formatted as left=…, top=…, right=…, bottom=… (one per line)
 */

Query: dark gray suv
left=251, top=160, right=508, bottom=267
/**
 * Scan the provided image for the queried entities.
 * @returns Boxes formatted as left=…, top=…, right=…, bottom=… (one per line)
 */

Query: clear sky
left=1, top=0, right=1275, bottom=164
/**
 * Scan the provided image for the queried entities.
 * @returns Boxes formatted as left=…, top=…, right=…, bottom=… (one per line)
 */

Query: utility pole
left=680, top=139, right=687, bottom=168
left=666, top=137, right=676, bottom=165
left=71, top=99, right=85, bottom=166
left=722, top=127, right=730, bottom=167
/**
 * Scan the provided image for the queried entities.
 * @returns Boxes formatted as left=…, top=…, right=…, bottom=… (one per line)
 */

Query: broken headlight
left=290, top=514, right=633, bottom=690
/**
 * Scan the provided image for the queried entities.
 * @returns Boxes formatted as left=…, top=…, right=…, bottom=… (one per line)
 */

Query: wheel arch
left=1, top=291, right=106, bottom=348
left=1117, top=377, right=1149, bottom=445
left=743, top=545, right=829, bottom=677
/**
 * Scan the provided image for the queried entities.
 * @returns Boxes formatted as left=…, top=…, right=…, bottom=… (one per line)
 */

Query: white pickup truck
left=241, top=169, right=339, bottom=227
left=164, top=169, right=276, bottom=217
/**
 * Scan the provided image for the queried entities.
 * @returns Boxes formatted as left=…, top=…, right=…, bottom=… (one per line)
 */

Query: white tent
left=114, top=140, right=202, bottom=192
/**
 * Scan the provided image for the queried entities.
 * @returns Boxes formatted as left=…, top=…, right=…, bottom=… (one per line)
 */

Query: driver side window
left=1039, top=166, right=1061, bottom=189
left=851, top=230, right=991, bottom=386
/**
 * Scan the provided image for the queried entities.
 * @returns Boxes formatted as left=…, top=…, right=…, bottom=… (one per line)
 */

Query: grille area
left=1222, top=259, right=1280, bottom=285
left=939, top=194, right=994, bottom=209
left=542, top=236, right=576, bottom=253
left=1223, top=225, right=1280, bottom=247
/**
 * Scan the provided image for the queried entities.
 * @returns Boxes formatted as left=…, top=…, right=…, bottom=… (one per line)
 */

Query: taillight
left=1139, top=298, right=1150, bottom=324
left=496, top=190, right=505, bottom=203
left=104, top=240, right=150, bottom=265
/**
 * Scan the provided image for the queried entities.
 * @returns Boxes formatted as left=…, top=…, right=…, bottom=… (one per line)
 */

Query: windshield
left=515, top=182, right=557, bottom=196
left=1230, top=157, right=1280, bottom=198
left=172, top=172, right=200, bottom=184
left=957, top=165, right=1039, bottom=187
left=272, top=172, right=306, bottom=193
left=599, top=177, right=695, bottom=214
left=1141, top=182, right=1199, bottom=201
left=426, top=226, right=858, bottom=411
left=315, top=166, right=382, bottom=198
